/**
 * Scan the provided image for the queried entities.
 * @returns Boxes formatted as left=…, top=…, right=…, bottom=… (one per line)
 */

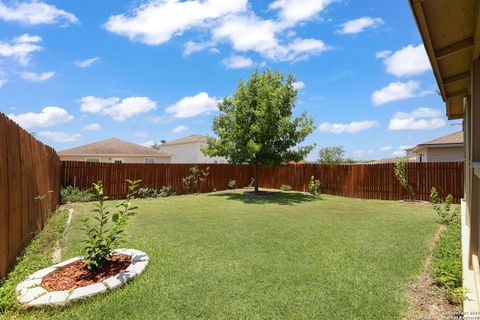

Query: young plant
left=82, top=179, right=141, bottom=271
left=182, top=166, right=210, bottom=194
left=430, top=187, right=459, bottom=225
left=308, top=176, right=321, bottom=196
left=394, top=156, right=415, bottom=199
left=280, top=184, right=293, bottom=191
left=228, top=179, right=237, bottom=189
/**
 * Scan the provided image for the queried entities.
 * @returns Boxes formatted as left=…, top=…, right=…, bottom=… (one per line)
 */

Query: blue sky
left=0, top=0, right=461, bottom=161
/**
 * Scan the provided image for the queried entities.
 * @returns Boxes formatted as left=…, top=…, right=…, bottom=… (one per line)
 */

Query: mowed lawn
left=16, top=191, right=437, bottom=320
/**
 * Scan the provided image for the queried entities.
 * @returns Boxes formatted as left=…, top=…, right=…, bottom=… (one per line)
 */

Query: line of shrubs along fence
left=61, top=161, right=464, bottom=202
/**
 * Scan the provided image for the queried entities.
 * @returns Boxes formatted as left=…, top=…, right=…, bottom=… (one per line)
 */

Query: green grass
left=0, top=209, right=69, bottom=314
left=432, top=220, right=462, bottom=304
left=2, top=191, right=439, bottom=319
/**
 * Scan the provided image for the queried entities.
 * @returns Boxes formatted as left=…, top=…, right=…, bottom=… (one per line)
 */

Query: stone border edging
left=16, top=248, right=149, bottom=307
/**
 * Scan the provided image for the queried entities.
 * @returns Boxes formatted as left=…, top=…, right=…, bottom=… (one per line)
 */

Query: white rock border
left=16, top=248, right=149, bottom=308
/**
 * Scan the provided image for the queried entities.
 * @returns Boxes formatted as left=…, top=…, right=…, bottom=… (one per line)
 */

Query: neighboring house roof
left=160, top=134, right=208, bottom=146
left=411, top=131, right=463, bottom=153
left=58, top=138, right=172, bottom=156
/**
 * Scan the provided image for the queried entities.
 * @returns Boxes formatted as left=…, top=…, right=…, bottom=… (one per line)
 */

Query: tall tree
left=318, top=146, right=349, bottom=164
left=203, top=70, right=316, bottom=193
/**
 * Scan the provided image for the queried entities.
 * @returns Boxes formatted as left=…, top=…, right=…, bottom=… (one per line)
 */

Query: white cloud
left=19, top=71, right=54, bottom=82
left=105, top=0, right=247, bottom=45
left=222, top=55, right=253, bottom=69
left=392, top=150, right=405, bottom=157
left=292, top=81, right=305, bottom=90
left=0, top=34, right=43, bottom=65
left=105, top=0, right=330, bottom=62
left=371, top=80, right=431, bottom=106
left=379, top=44, right=431, bottom=77
left=399, top=145, right=415, bottom=150
left=78, top=96, right=156, bottom=121
left=166, top=92, right=219, bottom=118
left=8, top=106, right=73, bottom=129
left=388, top=107, right=446, bottom=131
left=380, top=146, right=392, bottom=151
left=38, top=131, right=81, bottom=142
left=172, top=125, right=189, bottom=134
left=336, top=16, right=384, bottom=34
left=0, top=78, right=6, bottom=87
left=74, top=57, right=99, bottom=68
left=141, top=140, right=155, bottom=147
left=269, top=0, right=333, bottom=25
left=83, top=123, right=101, bottom=131
left=375, top=50, right=391, bottom=59
left=318, top=120, right=379, bottom=134
left=0, top=1, right=78, bottom=25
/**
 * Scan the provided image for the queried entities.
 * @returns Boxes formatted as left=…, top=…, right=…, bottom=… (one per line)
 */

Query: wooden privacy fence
left=0, top=113, right=61, bottom=278
left=61, top=161, right=464, bottom=202
left=61, top=161, right=254, bottom=199
left=258, top=162, right=464, bottom=202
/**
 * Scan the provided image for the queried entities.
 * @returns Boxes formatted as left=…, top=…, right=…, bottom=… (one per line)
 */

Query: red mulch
left=41, top=254, right=132, bottom=291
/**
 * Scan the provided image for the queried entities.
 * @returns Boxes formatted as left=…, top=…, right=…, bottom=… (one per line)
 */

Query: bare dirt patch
left=41, top=254, right=132, bottom=291
left=404, top=225, right=462, bottom=319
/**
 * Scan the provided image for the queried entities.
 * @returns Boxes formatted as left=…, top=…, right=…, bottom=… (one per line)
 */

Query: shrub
left=280, top=184, right=292, bottom=191
left=138, top=187, right=156, bottom=199
left=158, top=185, right=174, bottom=197
left=432, top=220, right=463, bottom=304
left=138, top=186, right=175, bottom=198
left=82, top=179, right=140, bottom=271
left=228, top=179, right=237, bottom=189
left=430, top=187, right=459, bottom=225
left=182, top=166, right=210, bottom=194
left=60, top=185, right=92, bottom=204
left=308, top=176, right=321, bottom=196
left=394, top=156, right=415, bottom=198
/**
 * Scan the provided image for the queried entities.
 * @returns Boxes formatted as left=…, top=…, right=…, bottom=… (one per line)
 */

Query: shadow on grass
left=209, top=191, right=324, bottom=206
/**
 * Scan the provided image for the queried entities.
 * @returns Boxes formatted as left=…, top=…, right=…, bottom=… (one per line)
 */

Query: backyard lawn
left=3, top=190, right=438, bottom=319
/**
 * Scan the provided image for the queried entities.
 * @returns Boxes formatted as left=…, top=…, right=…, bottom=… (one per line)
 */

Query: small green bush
left=82, top=180, right=140, bottom=271
left=280, top=184, right=292, bottom=191
left=430, top=187, right=459, bottom=225
left=138, top=186, right=175, bottom=198
left=60, top=185, right=92, bottom=204
left=432, top=221, right=463, bottom=304
left=308, top=176, right=321, bottom=196
left=182, top=166, right=210, bottom=194
left=228, top=179, right=237, bottom=189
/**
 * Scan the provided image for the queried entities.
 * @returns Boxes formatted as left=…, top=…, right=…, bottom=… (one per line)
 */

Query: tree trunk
left=254, top=164, right=259, bottom=193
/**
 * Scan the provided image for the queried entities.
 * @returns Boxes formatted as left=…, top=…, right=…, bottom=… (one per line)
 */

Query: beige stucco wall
left=413, top=146, right=464, bottom=162
left=60, top=155, right=171, bottom=163
left=159, top=142, right=228, bottom=163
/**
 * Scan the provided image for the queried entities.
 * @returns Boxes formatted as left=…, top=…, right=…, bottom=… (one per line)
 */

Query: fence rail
left=61, top=161, right=464, bottom=202
left=0, top=113, right=61, bottom=278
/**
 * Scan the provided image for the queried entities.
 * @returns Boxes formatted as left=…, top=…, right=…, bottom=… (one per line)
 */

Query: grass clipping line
left=0, top=209, right=69, bottom=313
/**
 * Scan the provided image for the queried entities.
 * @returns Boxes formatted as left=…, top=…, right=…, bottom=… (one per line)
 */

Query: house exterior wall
left=59, top=155, right=171, bottom=163
left=159, top=142, right=228, bottom=163
left=413, top=146, right=465, bottom=162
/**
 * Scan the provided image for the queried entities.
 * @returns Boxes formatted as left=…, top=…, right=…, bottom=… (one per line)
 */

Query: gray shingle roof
left=58, top=138, right=171, bottom=156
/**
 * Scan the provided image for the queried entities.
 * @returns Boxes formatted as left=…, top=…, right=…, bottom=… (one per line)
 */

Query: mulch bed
left=41, top=254, right=132, bottom=291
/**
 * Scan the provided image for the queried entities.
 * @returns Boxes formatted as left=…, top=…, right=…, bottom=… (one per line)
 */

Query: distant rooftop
left=160, top=134, right=208, bottom=146
left=58, top=138, right=171, bottom=156
left=417, top=131, right=463, bottom=146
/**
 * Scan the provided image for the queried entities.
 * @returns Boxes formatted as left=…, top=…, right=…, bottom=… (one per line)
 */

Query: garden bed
left=16, top=249, right=149, bottom=308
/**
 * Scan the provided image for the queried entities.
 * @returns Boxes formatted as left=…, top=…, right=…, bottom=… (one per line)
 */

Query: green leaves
left=203, top=69, right=316, bottom=166
left=81, top=179, right=141, bottom=271
left=394, top=156, right=415, bottom=198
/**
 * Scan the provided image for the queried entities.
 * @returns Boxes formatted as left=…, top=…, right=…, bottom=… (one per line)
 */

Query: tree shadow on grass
left=209, top=191, right=325, bottom=206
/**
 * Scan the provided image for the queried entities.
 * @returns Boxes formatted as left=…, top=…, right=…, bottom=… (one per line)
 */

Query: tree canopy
left=203, top=70, right=315, bottom=192
left=317, top=146, right=353, bottom=164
